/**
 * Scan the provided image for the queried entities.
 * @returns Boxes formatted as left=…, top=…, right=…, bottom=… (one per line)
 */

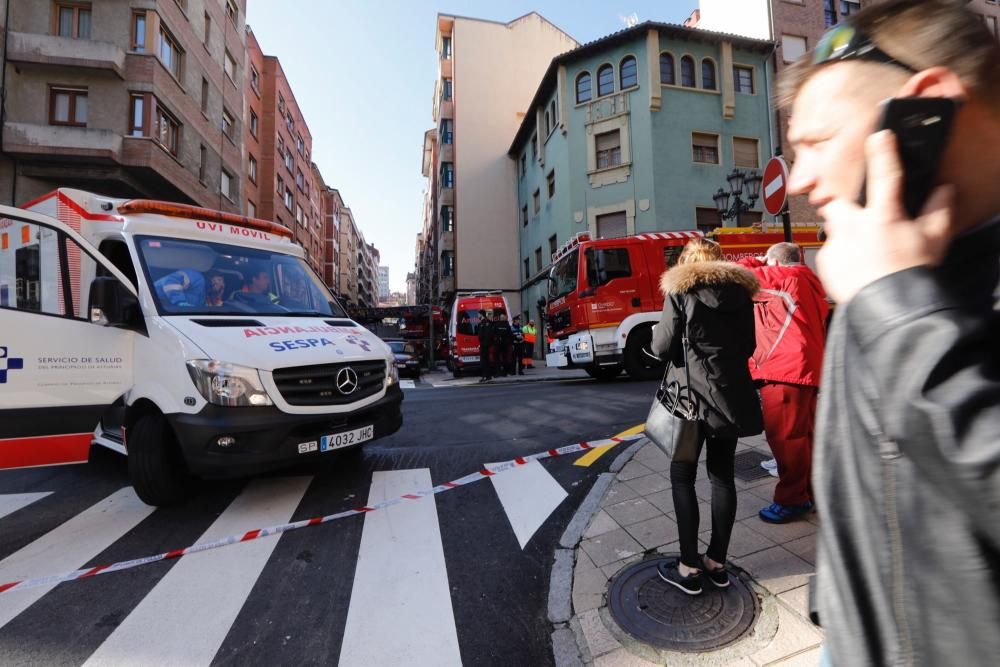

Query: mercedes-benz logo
left=335, top=367, right=359, bottom=395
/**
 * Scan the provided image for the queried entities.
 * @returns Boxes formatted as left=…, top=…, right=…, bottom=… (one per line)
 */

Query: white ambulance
left=0, top=189, right=403, bottom=505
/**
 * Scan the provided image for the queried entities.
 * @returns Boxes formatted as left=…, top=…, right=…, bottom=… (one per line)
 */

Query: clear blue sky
left=247, top=1, right=698, bottom=292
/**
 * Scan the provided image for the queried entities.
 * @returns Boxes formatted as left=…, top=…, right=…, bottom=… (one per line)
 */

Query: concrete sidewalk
left=554, top=435, right=822, bottom=666
left=421, top=360, right=589, bottom=387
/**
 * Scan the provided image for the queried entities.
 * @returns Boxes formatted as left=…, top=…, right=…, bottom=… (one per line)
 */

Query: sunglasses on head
left=812, top=23, right=918, bottom=73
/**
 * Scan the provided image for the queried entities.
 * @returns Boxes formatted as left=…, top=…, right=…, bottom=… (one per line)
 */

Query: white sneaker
left=760, top=458, right=779, bottom=478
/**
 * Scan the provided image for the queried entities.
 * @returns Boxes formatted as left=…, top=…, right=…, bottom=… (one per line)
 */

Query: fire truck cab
left=544, top=226, right=823, bottom=381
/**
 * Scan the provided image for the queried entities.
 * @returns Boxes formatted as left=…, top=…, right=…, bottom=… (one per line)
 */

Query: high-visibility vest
left=523, top=325, right=537, bottom=343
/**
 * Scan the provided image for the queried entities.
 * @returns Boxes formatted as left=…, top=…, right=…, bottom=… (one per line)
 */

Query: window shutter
left=595, top=211, right=627, bottom=239
left=595, top=130, right=620, bottom=152
left=733, top=138, right=759, bottom=168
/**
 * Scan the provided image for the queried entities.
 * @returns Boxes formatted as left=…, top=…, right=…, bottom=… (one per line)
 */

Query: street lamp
left=713, top=168, right=762, bottom=228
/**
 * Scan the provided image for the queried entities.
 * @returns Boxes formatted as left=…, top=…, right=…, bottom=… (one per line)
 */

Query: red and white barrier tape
left=0, top=432, right=644, bottom=595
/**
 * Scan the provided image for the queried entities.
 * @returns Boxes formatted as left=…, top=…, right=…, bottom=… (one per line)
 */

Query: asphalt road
left=0, top=376, right=657, bottom=666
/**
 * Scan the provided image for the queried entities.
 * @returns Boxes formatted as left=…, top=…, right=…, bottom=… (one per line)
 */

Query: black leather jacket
left=815, top=217, right=1000, bottom=666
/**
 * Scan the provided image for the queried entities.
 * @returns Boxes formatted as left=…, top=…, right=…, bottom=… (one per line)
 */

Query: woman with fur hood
left=650, top=237, right=763, bottom=595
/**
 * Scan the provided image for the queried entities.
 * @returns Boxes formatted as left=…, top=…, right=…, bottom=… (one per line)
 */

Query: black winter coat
left=650, top=261, right=763, bottom=438
left=477, top=319, right=495, bottom=348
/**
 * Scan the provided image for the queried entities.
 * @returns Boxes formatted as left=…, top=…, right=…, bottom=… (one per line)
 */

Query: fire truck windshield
left=549, top=249, right=578, bottom=299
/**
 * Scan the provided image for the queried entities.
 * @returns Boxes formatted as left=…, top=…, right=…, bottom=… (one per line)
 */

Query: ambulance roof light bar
left=116, top=200, right=294, bottom=239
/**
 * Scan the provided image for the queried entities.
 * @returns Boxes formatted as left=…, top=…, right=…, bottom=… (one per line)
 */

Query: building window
left=221, top=170, right=234, bottom=201
left=442, top=252, right=454, bottom=277
left=549, top=99, right=557, bottom=132
left=702, top=59, right=717, bottom=90
left=524, top=258, right=530, bottom=280
left=733, top=137, right=760, bottom=168
left=620, top=56, right=638, bottom=89
left=249, top=109, right=258, bottom=137
left=441, top=162, right=453, bottom=188
left=156, top=103, right=181, bottom=155
left=278, top=94, right=285, bottom=114
left=201, top=78, right=209, bottom=114
left=533, top=189, right=540, bottom=214
left=295, top=169, right=304, bottom=190
left=195, top=144, right=206, bottom=182
left=129, top=94, right=145, bottom=136
left=840, top=0, right=861, bottom=18
left=595, top=212, right=628, bottom=239
left=55, top=2, right=91, bottom=39
left=277, top=176, right=284, bottom=195
left=531, top=134, right=537, bottom=160
left=203, top=11, right=211, bottom=46
left=681, top=56, right=696, bottom=87
left=225, top=0, right=238, bottom=25
left=544, top=111, right=550, bottom=137
left=158, top=25, right=183, bottom=79
left=285, top=148, right=293, bottom=172
left=522, top=204, right=528, bottom=227
left=277, top=134, right=284, bottom=155
left=535, top=248, right=543, bottom=272
left=547, top=170, right=555, bottom=198
left=696, top=207, right=721, bottom=233
left=595, top=130, right=621, bottom=169
left=284, top=188, right=293, bottom=211
left=548, top=234, right=557, bottom=257
left=519, top=153, right=526, bottom=177
left=441, top=36, right=452, bottom=59
left=782, top=35, right=808, bottom=64
left=296, top=134, right=304, bottom=155
left=49, top=87, right=87, bottom=126
left=692, top=132, right=719, bottom=164
left=597, top=64, right=614, bottom=96
left=222, top=108, right=235, bottom=139
left=247, top=200, right=256, bottom=218
left=132, top=11, right=147, bottom=52
left=823, top=0, right=838, bottom=27
left=224, top=50, right=237, bottom=83
left=441, top=118, right=453, bottom=144
left=250, top=65, right=260, bottom=93
left=734, top=65, right=754, bottom=94
left=295, top=205, right=303, bottom=225
left=442, top=205, right=454, bottom=232
left=248, top=154, right=257, bottom=183
left=442, top=78, right=453, bottom=101
left=660, top=52, right=675, bottom=85
left=576, top=71, right=592, bottom=103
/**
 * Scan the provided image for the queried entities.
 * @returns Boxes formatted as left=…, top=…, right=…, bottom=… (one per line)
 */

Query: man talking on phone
left=780, top=1, right=1000, bottom=665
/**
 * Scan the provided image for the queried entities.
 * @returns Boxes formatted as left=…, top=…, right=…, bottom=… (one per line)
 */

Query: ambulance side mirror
left=89, top=277, right=140, bottom=329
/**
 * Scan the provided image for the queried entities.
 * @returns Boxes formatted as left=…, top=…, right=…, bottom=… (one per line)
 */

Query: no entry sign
left=763, top=156, right=789, bottom=216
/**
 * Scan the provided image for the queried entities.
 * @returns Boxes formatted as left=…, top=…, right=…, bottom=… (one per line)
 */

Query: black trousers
left=480, top=344, right=493, bottom=378
left=669, top=427, right=738, bottom=570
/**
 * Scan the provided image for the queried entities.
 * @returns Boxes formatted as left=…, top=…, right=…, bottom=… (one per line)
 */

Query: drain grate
left=733, top=449, right=773, bottom=482
left=608, top=556, right=760, bottom=653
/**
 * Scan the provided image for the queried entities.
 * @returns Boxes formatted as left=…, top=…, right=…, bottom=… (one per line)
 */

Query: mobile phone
left=858, top=97, right=958, bottom=218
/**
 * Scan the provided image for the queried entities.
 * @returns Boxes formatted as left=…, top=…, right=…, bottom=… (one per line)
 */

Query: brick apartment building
left=319, top=184, right=344, bottom=292
left=0, top=0, right=247, bottom=211
left=244, top=27, right=322, bottom=275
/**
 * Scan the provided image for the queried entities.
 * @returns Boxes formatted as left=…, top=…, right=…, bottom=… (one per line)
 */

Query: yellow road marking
left=574, top=423, right=645, bottom=467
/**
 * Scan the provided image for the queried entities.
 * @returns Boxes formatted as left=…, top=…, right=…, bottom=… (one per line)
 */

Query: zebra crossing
left=0, top=449, right=600, bottom=666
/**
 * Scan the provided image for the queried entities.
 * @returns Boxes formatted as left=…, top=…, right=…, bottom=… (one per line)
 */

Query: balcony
left=6, top=31, right=126, bottom=78
left=3, top=122, right=122, bottom=160
left=585, top=92, right=630, bottom=125
left=440, top=230, right=455, bottom=253
left=440, top=57, right=452, bottom=79
left=439, top=99, right=454, bottom=121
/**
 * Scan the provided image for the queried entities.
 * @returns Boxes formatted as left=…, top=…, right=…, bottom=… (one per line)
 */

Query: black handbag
left=645, top=305, right=701, bottom=460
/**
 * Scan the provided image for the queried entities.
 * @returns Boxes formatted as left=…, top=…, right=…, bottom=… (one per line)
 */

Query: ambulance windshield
left=136, top=236, right=347, bottom=317
left=548, top=249, right=578, bottom=299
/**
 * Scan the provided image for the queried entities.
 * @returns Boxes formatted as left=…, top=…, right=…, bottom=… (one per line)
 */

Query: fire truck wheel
left=624, top=325, right=664, bottom=381
left=128, top=413, right=190, bottom=507
left=586, top=366, right=621, bottom=382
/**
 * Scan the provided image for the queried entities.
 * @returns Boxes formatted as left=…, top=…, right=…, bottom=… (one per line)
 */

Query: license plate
left=320, top=425, right=374, bottom=452
left=546, top=352, right=568, bottom=368
left=460, top=355, right=479, bottom=363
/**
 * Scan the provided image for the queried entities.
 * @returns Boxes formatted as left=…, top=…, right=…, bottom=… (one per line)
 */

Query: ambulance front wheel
left=128, top=413, right=190, bottom=506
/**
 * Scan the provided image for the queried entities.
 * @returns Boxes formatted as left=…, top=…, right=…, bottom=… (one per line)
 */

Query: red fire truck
left=544, top=226, right=823, bottom=381
left=399, top=306, right=447, bottom=363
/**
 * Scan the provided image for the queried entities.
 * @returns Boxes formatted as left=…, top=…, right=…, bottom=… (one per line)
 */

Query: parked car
left=385, top=339, right=422, bottom=378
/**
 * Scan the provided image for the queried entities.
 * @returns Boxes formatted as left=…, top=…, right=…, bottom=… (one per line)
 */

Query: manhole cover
left=733, top=449, right=773, bottom=482
left=608, top=556, right=760, bottom=653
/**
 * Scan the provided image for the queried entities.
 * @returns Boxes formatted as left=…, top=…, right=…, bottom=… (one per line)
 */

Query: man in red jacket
left=738, top=243, right=829, bottom=523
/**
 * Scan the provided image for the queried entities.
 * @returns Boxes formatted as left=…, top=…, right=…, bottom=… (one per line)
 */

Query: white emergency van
left=0, top=189, right=403, bottom=505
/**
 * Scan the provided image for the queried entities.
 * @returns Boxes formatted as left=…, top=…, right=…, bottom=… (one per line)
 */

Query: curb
left=548, top=438, right=649, bottom=667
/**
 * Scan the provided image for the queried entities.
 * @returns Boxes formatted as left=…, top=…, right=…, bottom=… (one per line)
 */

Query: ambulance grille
left=272, top=360, right=386, bottom=406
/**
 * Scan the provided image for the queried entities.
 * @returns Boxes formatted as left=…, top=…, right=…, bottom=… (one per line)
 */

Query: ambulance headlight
left=386, top=359, right=399, bottom=386
left=186, top=360, right=273, bottom=407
